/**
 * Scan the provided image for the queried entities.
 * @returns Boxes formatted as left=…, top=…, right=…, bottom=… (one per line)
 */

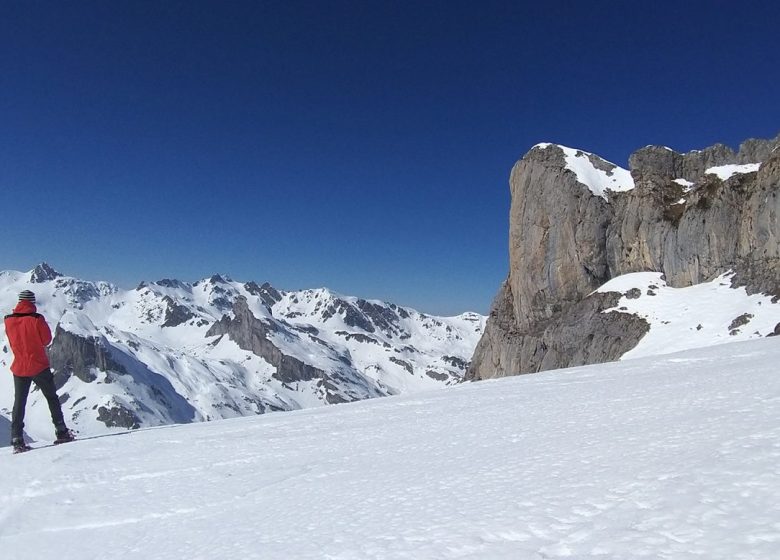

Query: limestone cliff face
left=468, top=134, right=780, bottom=380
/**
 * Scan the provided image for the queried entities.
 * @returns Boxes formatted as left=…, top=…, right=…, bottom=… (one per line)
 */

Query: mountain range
left=0, top=263, right=484, bottom=441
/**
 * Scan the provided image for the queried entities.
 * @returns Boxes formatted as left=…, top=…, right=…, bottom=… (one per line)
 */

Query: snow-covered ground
left=597, top=271, right=780, bottom=359
left=1, top=337, right=778, bottom=559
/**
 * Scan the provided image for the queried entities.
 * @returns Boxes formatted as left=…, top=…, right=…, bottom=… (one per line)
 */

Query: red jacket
left=4, top=300, right=52, bottom=377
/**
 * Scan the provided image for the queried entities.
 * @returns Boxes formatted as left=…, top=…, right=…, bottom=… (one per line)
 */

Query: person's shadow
left=0, top=414, right=34, bottom=447
left=0, top=414, right=14, bottom=447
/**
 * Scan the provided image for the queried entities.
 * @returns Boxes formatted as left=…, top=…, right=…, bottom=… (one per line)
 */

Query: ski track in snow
left=1, top=338, right=779, bottom=559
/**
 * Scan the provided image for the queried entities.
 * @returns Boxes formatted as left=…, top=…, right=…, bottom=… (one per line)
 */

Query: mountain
left=2, top=337, right=778, bottom=559
left=469, top=133, right=780, bottom=379
left=0, top=264, right=485, bottom=441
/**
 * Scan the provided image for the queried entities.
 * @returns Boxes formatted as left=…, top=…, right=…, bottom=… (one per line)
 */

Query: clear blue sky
left=1, top=1, right=778, bottom=315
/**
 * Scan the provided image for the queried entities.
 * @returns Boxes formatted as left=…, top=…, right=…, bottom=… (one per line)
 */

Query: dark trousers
left=11, top=368, right=66, bottom=442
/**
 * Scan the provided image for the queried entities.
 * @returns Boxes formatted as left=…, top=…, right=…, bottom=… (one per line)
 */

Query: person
left=4, top=290, right=74, bottom=453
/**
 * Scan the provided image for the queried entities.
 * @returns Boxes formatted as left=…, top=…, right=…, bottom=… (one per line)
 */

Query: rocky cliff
left=468, top=134, right=780, bottom=380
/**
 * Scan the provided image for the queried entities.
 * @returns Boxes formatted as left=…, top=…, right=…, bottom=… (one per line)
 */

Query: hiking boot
left=54, top=429, right=75, bottom=444
left=12, top=437, right=31, bottom=454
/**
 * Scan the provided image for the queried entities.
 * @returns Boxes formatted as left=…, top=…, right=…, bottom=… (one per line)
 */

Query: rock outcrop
left=30, top=262, right=63, bottom=283
left=49, top=325, right=127, bottom=385
left=468, top=133, right=780, bottom=380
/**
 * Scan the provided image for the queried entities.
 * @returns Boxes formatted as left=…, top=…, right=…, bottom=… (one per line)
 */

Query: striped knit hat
left=18, top=290, right=36, bottom=303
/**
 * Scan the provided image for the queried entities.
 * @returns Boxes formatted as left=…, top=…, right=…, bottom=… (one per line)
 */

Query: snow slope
left=705, top=163, right=761, bottom=180
left=1, top=337, right=778, bottom=559
left=597, top=271, right=780, bottom=359
left=534, top=143, right=635, bottom=198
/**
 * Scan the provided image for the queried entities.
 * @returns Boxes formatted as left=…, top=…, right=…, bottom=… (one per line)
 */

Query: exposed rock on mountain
left=30, top=262, right=62, bottom=283
left=469, top=133, right=780, bottom=380
left=161, top=296, right=195, bottom=328
left=49, top=325, right=126, bottom=384
left=206, top=297, right=379, bottom=404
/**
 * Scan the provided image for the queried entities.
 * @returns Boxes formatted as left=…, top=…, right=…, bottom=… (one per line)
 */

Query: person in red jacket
left=4, top=290, right=73, bottom=453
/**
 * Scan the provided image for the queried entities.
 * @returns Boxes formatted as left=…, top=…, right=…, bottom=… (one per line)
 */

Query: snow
left=672, top=177, right=694, bottom=203
left=597, top=271, right=780, bottom=359
left=58, top=311, right=98, bottom=337
left=673, top=178, right=694, bottom=189
left=534, top=143, right=635, bottom=199
left=705, top=163, right=761, bottom=180
left=1, top=338, right=779, bottom=559
left=642, top=145, right=677, bottom=152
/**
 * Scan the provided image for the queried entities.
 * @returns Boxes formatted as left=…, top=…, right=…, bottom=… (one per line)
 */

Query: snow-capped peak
left=30, top=262, right=63, bottom=283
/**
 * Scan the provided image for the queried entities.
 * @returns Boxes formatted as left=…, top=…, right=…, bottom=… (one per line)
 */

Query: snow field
left=705, top=163, right=761, bottom=180
left=1, top=338, right=779, bottom=559
left=598, top=272, right=780, bottom=359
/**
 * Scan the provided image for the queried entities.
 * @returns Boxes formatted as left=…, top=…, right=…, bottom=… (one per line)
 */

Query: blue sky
left=1, top=1, right=778, bottom=315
